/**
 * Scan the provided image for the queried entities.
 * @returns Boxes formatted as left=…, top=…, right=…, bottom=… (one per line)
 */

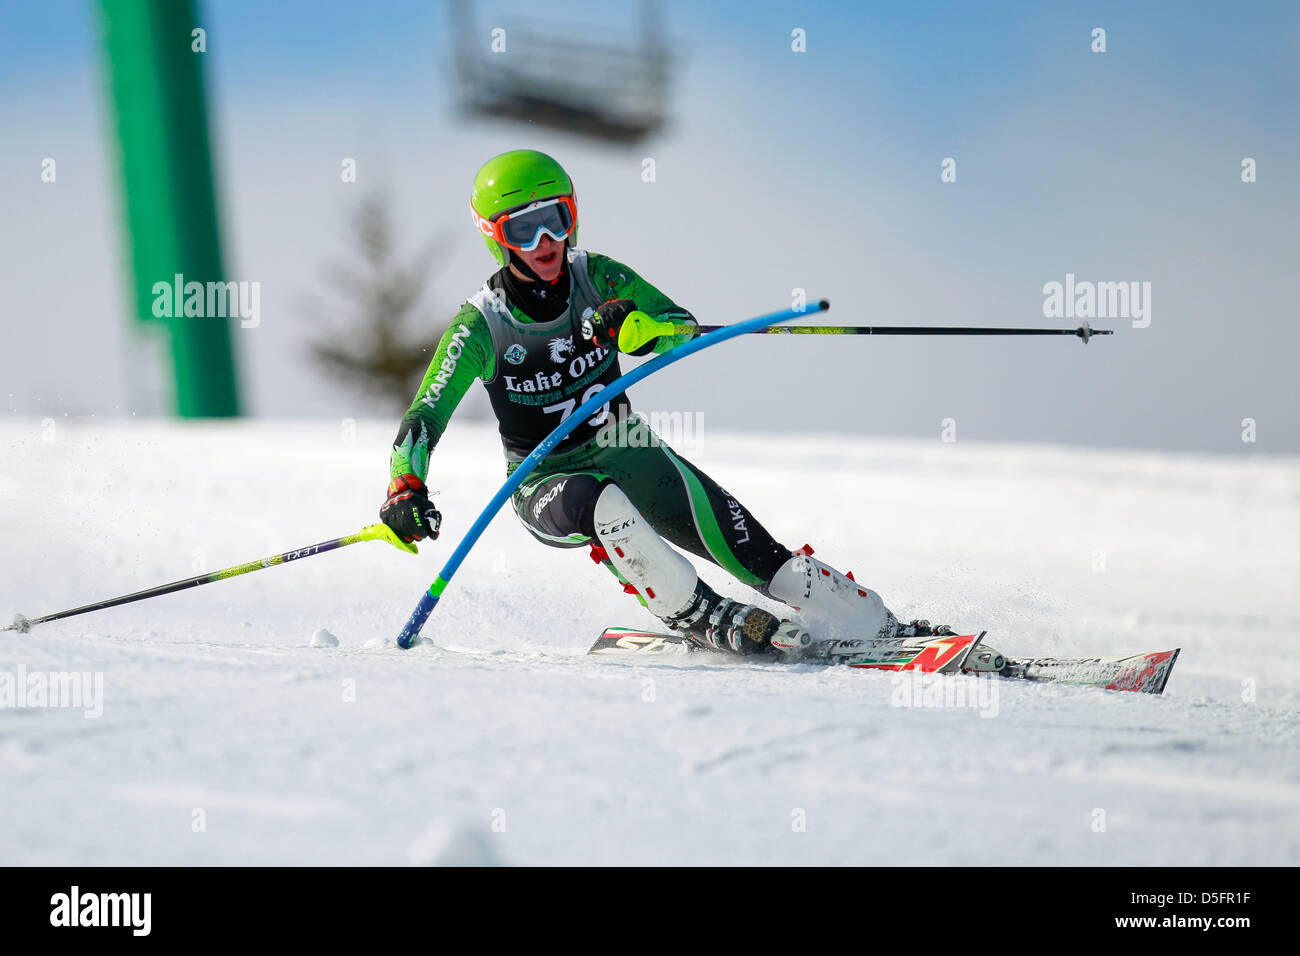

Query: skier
left=380, top=149, right=924, bottom=655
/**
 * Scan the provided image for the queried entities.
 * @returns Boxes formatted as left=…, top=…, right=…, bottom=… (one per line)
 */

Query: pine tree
left=305, top=191, right=448, bottom=409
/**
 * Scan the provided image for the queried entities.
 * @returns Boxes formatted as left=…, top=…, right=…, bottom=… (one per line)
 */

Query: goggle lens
left=499, top=200, right=574, bottom=250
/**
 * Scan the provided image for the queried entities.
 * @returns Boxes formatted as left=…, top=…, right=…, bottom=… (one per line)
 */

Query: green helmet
left=470, top=149, right=577, bottom=267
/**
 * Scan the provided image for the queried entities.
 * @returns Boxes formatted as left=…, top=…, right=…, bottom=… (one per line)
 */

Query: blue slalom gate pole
left=395, top=298, right=829, bottom=648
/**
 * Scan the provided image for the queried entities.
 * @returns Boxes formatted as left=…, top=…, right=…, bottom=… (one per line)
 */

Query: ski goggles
left=475, top=196, right=576, bottom=252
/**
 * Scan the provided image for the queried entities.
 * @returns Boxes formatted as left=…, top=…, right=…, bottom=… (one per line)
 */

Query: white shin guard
left=593, top=484, right=697, bottom=618
left=767, top=553, right=897, bottom=640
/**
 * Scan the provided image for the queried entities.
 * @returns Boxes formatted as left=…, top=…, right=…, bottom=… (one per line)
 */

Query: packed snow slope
left=2, top=418, right=1297, bottom=866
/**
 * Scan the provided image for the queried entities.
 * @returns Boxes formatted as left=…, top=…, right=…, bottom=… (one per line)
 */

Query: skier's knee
left=523, top=473, right=607, bottom=543
left=575, top=476, right=615, bottom=539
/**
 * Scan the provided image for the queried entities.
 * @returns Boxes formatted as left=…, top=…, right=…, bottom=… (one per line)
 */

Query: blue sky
left=7, top=1, right=1293, bottom=132
left=2, top=1, right=1297, bottom=452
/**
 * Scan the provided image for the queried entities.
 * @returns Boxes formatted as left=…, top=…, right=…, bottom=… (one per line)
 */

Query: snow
left=2, top=418, right=1297, bottom=865
left=309, top=628, right=339, bottom=648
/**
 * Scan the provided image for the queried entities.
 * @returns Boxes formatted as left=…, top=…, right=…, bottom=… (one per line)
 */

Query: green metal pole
left=99, top=0, right=240, bottom=417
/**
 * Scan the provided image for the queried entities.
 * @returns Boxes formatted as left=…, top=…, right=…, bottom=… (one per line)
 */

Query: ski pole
left=626, top=317, right=1109, bottom=344
left=394, top=298, right=832, bottom=649
left=3, top=523, right=420, bottom=634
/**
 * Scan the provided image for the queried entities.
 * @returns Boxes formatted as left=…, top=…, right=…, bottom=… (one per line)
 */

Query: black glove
left=580, top=299, right=637, bottom=349
left=380, top=474, right=442, bottom=542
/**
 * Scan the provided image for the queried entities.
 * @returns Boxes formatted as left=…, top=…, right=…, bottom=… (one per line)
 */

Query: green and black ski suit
left=389, top=249, right=794, bottom=594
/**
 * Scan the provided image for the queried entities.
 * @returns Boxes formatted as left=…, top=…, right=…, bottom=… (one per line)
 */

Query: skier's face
left=514, top=234, right=566, bottom=282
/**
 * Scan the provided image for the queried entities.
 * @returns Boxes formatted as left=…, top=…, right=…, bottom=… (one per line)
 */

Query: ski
left=825, top=631, right=986, bottom=674
left=1002, top=649, right=1180, bottom=695
left=587, top=627, right=985, bottom=672
left=587, top=627, right=692, bottom=657
left=588, top=627, right=1180, bottom=695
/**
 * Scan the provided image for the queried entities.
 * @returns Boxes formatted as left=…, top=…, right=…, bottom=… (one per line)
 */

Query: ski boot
left=664, top=580, right=812, bottom=656
left=589, top=484, right=810, bottom=656
left=767, top=546, right=899, bottom=641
